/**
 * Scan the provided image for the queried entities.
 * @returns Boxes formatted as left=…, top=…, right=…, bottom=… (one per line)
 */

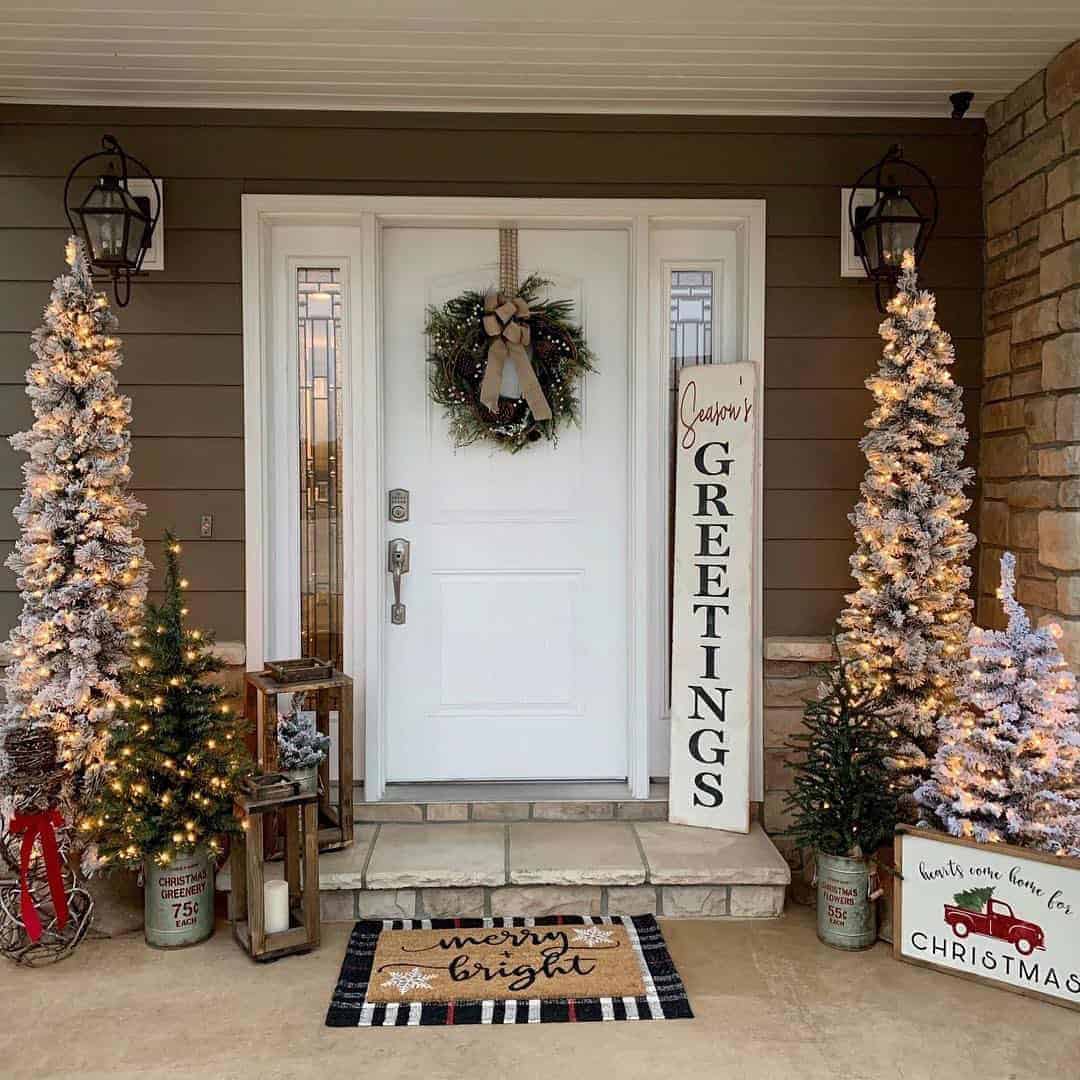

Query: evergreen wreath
left=426, top=274, right=595, bottom=452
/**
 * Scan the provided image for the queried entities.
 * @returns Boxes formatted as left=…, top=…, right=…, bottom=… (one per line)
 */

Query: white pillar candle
left=264, top=879, right=290, bottom=934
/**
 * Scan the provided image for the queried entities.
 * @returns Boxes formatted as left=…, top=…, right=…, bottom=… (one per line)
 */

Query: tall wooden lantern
left=230, top=782, right=320, bottom=962
left=244, top=661, right=354, bottom=853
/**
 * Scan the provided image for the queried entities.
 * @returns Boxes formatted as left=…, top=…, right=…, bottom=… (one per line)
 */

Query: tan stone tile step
left=217, top=820, right=790, bottom=917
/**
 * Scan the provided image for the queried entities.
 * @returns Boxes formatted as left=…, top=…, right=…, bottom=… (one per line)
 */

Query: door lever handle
left=388, top=538, right=410, bottom=625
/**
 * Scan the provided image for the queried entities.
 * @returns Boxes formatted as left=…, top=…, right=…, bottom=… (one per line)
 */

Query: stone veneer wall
left=760, top=636, right=835, bottom=894
left=980, top=40, right=1080, bottom=665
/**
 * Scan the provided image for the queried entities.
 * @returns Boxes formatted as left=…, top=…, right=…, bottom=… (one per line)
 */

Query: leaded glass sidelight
left=667, top=269, right=717, bottom=691
left=669, top=270, right=713, bottom=388
left=297, top=269, right=344, bottom=667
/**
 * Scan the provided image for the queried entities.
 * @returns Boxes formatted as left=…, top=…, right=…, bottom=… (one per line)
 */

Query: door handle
left=387, top=538, right=410, bottom=625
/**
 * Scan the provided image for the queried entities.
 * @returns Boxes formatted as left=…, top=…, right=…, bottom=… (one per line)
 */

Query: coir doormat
left=326, top=915, right=693, bottom=1027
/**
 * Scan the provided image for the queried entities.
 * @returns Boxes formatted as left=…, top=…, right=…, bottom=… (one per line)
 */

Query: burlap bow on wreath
left=425, top=225, right=594, bottom=451
left=478, top=288, right=552, bottom=422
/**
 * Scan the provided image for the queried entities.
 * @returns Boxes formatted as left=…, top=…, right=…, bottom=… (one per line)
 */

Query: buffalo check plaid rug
left=325, top=915, right=693, bottom=1027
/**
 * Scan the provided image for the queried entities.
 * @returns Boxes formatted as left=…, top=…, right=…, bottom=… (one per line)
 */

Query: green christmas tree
left=83, top=532, right=251, bottom=869
left=783, top=649, right=898, bottom=858
left=952, top=887, right=994, bottom=913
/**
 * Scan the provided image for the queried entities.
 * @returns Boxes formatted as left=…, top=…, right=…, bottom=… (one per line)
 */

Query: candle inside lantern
left=264, top=879, right=289, bottom=934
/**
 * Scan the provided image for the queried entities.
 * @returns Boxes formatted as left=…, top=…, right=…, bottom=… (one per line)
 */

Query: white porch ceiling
left=0, top=0, right=1077, bottom=117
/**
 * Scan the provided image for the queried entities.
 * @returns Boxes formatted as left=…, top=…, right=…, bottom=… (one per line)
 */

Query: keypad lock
left=387, top=538, right=410, bottom=625
left=388, top=488, right=410, bottom=523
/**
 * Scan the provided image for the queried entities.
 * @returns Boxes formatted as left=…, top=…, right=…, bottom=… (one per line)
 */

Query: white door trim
left=242, top=195, right=766, bottom=801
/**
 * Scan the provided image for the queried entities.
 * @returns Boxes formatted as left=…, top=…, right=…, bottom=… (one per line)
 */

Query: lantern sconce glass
left=848, top=143, right=938, bottom=312
left=63, top=134, right=161, bottom=307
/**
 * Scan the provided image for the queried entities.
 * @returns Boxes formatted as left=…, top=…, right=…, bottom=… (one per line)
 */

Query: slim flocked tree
left=839, top=251, right=976, bottom=811
left=1, top=239, right=148, bottom=820
left=918, top=552, right=1080, bottom=856
left=84, top=534, right=251, bottom=870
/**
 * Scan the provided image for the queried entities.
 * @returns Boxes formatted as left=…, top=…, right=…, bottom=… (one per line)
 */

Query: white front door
left=247, top=196, right=767, bottom=800
left=381, top=226, right=630, bottom=781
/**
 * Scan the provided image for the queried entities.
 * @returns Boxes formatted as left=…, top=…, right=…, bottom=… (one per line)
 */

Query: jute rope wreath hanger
left=426, top=226, right=595, bottom=451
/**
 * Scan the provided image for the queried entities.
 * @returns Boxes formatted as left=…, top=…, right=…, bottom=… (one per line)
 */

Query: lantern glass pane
left=81, top=186, right=127, bottom=262
left=858, top=212, right=881, bottom=270
left=297, top=268, right=344, bottom=667
left=878, top=192, right=921, bottom=267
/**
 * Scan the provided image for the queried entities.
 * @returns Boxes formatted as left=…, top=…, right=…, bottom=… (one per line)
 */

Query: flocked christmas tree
left=1, top=239, right=148, bottom=821
left=783, top=649, right=897, bottom=859
left=839, top=250, right=976, bottom=811
left=277, top=694, right=331, bottom=772
left=84, top=533, right=251, bottom=869
left=918, top=552, right=1080, bottom=856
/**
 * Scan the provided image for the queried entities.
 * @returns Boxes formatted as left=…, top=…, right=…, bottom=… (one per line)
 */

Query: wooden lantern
left=244, top=663, right=354, bottom=852
left=230, top=785, right=320, bottom=962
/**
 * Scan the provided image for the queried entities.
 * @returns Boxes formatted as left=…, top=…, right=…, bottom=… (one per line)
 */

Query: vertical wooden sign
left=669, top=363, right=756, bottom=832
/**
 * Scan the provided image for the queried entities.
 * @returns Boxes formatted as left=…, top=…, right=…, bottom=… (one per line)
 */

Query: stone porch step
left=347, top=780, right=672, bottom=823
left=217, top=819, right=790, bottom=921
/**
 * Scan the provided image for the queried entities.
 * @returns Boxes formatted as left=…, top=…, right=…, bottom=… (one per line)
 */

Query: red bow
left=9, top=808, right=68, bottom=942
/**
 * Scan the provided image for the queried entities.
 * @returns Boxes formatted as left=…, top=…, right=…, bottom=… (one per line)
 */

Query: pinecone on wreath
left=534, top=337, right=555, bottom=361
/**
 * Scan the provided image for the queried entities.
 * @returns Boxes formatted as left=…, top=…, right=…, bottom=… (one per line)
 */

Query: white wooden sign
left=895, top=826, right=1080, bottom=1011
left=668, top=362, right=756, bottom=832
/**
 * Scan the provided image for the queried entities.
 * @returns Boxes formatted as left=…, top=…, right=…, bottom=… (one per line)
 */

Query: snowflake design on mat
left=571, top=926, right=615, bottom=947
left=381, top=967, right=437, bottom=995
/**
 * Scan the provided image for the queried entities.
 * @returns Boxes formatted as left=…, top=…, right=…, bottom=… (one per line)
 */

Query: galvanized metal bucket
left=283, top=765, right=318, bottom=796
left=815, top=851, right=878, bottom=951
left=143, top=847, right=214, bottom=949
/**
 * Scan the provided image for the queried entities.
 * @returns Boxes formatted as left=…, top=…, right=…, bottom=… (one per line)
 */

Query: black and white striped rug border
left=325, top=914, right=693, bottom=1027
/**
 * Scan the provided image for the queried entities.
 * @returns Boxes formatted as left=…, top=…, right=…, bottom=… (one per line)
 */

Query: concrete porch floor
left=2, top=907, right=1077, bottom=1080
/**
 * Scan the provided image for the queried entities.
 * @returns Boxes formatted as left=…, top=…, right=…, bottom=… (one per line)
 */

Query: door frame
left=242, top=196, right=766, bottom=801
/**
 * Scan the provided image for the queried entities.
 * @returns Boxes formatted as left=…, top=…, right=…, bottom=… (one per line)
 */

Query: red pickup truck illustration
left=943, top=892, right=1045, bottom=955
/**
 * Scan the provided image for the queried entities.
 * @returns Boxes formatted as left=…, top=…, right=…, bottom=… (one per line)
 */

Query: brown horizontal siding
left=0, top=282, right=242, bottom=333
left=764, top=491, right=857, bottom=540
left=0, top=438, right=244, bottom=490
left=0, top=104, right=984, bottom=643
left=765, top=388, right=980, bottom=440
left=0, top=538, right=241, bottom=592
left=0, top=175, right=985, bottom=237
left=0, top=228, right=242, bottom=284
left=0, top=590, right=243, bottom=642
left=766, top=337, right=981, bottom=390
left=0, top=490, right=244, bottom=543
left=0, top=119, right=985, bottom=186
left=765, top=589, right=851, bottom=638
left=0, top=386, right=243, bottom=437
left=0, top=332, right=242, bottom=387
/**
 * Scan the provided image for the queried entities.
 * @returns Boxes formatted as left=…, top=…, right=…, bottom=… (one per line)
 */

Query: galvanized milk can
left=815, top=851, right=878, bottom=950
left=143, top=847, right=214, bottom=948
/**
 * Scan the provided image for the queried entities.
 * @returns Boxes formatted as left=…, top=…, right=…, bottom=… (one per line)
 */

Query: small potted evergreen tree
left=784, top=646, right=898, bottom=950
left=276, top=693, right=331, bottom=796
left=86, top=533, right=252, bottom=948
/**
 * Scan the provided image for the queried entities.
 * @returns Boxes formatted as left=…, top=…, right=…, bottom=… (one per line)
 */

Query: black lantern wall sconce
left=848, top=143, right=938, bottom=312
left=64, top=134, right=160, bottom=307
